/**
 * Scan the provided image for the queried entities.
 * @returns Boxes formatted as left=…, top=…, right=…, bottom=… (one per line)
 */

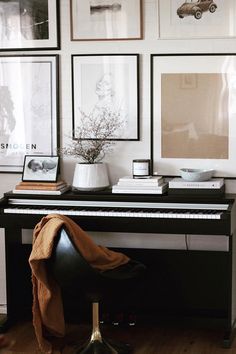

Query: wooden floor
left=2, top=320, right=236, bottom=354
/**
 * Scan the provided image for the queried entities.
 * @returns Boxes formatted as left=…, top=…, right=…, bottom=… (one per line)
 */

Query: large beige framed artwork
left=151, top=54, right=236, bottom=177
left=158, top=0, right=236, bottom=39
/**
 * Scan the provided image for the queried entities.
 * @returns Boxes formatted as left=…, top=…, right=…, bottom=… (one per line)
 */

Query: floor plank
left=2, top=320, right=236, bottom=354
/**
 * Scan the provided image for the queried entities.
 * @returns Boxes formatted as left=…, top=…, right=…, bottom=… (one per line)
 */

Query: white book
left=168, top=178, right=224, bottom=189
left=114, top=184, right=164, bottom=190
left=118, top=176, right=163, bottom=184
left=12, top=186, right=70, bottom=195
left=112, top=183, right=168, bottom=194
left=118, top=178, right=164, bottom=187
left=112, top=190, right=166, bottom=194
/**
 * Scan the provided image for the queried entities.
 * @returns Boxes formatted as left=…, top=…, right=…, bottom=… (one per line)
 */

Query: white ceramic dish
left=180, top=168, right=214, bottom=182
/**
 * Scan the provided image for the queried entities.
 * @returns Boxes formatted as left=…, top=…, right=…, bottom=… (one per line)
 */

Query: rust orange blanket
left=29, top=214, right=130, bottom=353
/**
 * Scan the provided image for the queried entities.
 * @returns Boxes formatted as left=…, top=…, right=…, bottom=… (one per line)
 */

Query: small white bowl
left=180, top=168, right=214, bottom=182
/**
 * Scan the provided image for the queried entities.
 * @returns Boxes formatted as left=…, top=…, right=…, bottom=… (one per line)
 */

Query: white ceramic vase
left=72, top=162, right=110, bottom=191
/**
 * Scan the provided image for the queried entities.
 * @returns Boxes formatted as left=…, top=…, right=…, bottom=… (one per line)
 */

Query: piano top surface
left=3, top=189, right=236, bottom=207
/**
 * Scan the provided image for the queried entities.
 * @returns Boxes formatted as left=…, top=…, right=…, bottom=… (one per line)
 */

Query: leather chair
left=49, top=227, right=146, bottom=354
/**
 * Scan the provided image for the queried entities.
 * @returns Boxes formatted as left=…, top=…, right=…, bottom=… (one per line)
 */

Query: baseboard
left=0, top=304, right=7, bottom=314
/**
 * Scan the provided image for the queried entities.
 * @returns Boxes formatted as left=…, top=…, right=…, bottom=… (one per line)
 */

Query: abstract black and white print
left=0, top=0, right=49, bottom=42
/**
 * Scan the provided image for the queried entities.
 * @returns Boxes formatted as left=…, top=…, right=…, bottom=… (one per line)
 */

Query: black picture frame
left=22, top=155, right=59, bottom=182
left=0, top=0, right=60, bottom=51
left=0, top=54, right=59, bottom=173
left=71, top=54, right=140, bottom=141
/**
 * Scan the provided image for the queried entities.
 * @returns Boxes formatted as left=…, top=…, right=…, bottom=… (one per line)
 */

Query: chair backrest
left=49, top=228, right=101, bottom=288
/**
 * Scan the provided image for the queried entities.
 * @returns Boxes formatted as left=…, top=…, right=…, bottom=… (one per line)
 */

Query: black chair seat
left=102, top=259, right=146, bottom=280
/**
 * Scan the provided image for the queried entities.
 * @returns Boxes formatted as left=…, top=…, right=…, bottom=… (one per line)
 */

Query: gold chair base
left=77, top=302, right=132, bottom=354
left=78, top=338, right=132, bottom=354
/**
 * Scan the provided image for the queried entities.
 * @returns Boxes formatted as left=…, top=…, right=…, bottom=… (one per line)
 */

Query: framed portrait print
left=151, top=54, right=236, bottom=178
left=72, top=54, right=139, bottom=140
left=22, top=155, right=59, bottom=182
left=70, top=0, right=142, bottom=40
left=0, top=0, right=60, bottom=50
left=158, top=0, right=236, bottom=39
left=0, top=55, right=59, bottom=172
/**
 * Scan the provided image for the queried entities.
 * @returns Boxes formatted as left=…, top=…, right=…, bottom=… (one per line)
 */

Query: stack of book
left=168, top=177, right=225, bottom=195
left=112, top=176, right=168, bottom=194
left=12, top=180, right=70, bottom=195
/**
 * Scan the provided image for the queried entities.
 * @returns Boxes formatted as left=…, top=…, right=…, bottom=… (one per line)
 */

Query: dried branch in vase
left=61, top=107, right=125, bottom=164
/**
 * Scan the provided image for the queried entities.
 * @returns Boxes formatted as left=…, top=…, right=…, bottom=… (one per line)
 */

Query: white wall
left=1, top=0, right=236, bottom=305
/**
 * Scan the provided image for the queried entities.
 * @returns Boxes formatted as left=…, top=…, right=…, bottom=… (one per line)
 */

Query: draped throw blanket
left=29, top=214, right=130, bottom=353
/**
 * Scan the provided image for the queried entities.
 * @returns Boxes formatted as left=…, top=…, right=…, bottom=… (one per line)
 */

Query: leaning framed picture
left=0, top=55, right=59, bottom=173
left=72, top=54, right=140, bottom=140
left=0, top=0, right=60, bottom=50
left=22, top=155, right=59, bottom=182
left=70, top=0, right=142, bottom=40
left=158, top=0, right=236, bottom=39
left=151, top=53, right=236, bottom=178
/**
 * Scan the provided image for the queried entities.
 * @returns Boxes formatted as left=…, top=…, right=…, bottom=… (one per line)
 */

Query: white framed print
left=72, top=54, right=140, bottom=141
left=70, top=0, right=143, bottom=40
left=0, top=55, right=59, bottom=173
left=158, top=0, right=236, bottom=39
left=151, top=53, right=236, bottom=178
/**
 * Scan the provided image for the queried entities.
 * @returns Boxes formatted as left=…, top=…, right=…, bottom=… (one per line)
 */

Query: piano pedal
left=99, top=312, right=110, bottom=325
left=126, top=313, right=137, bottom=327
left=112, top=312, right=125, bottom=326
left=111, top=312, right=137, bottom=327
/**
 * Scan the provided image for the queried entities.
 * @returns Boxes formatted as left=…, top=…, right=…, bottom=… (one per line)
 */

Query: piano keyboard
left=3, top=198, right=229, bottom=220
left=3, top=206, right=224, bottom=219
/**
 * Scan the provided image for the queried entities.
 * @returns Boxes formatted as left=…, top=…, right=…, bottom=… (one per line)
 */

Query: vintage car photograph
left=177, top=0, right=217, bottom=19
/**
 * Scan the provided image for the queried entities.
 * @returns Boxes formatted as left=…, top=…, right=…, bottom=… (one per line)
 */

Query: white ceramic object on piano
left=72, top=162, right=110, bottom=191
left=180, top=168, right=214, bottom=182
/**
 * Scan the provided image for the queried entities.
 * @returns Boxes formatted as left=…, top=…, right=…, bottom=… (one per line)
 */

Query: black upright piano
left=0, top=189, right=236, bottom=347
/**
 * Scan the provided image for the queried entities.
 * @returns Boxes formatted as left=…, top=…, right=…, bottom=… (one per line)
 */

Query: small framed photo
left=0, top=0, right=60, bottom=51
left=70, top=0, right=142, bottom=40
left=22, top=155, right=59, bottom=182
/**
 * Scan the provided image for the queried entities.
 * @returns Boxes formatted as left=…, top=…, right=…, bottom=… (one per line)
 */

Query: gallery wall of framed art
left=1, top=0, right=236, bottom=180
